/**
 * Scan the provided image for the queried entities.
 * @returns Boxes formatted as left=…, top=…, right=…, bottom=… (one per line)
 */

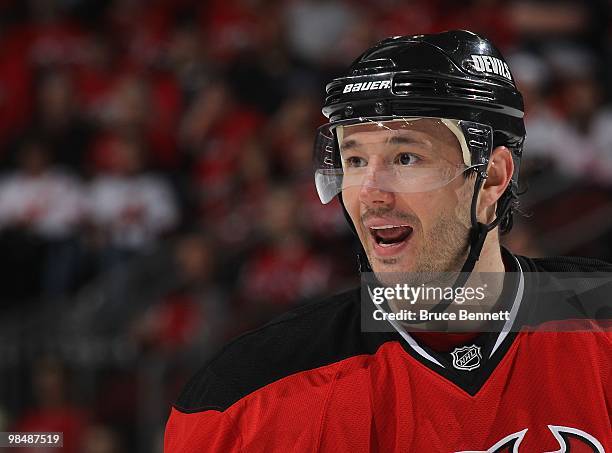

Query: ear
left=477, top=146, right=514, bottom=224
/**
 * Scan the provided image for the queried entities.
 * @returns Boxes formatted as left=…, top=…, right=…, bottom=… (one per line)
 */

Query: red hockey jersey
left=165, top=253, right=611, bottom=452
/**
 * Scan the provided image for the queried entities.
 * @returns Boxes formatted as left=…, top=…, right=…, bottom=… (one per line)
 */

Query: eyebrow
left=340, top=135, right=426, bottom=151
left=340, top=139, right=359, bottom=151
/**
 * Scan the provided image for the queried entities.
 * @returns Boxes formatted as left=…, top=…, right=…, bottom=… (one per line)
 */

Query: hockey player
left=165, top=30, right=610, bottom=452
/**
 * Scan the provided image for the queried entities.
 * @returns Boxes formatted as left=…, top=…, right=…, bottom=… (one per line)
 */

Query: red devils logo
left=456, top=425, right=605, bottom=452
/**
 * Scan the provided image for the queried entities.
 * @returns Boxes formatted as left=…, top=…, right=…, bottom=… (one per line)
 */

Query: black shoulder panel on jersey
left=529, top=255, right=612, bottom=273
left=174, top=288, right=396, bottom=413
left=516, top=254, right=612, bottom=326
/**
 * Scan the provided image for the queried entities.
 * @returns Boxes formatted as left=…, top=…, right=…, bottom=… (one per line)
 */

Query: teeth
left=379, top=242, right=398, bottom=248
left=369, top=224, right=410, bottom=230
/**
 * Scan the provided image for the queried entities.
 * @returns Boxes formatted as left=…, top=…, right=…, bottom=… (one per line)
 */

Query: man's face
left=339, top=119, right=474, bottom=281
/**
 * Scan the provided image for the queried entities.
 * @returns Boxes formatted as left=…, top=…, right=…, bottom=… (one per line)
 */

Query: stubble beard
left=368, top=198, right=472, bottom=288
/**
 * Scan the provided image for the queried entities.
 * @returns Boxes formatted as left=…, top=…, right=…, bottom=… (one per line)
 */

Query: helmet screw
left=374, top=102, right=385, bottom=115
left=344, top=105, right=354, bottom=117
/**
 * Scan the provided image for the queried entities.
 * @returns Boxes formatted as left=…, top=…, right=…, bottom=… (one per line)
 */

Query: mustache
left=360, top=207, right=420, bottom=225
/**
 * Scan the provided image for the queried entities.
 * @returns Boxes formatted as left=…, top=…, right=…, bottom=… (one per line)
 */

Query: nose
left=358, top=160, right=395, bottom=206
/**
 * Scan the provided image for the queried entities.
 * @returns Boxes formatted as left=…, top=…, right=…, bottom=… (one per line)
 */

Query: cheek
left=451, top=182, right=474, bottom=227
left=400, top=185, right=467, bottom=232
left=342, top=187, right=373, bottom=249
left=398, top=191, right=441, bottom=229
left=340, top=187, right=360, bottom=224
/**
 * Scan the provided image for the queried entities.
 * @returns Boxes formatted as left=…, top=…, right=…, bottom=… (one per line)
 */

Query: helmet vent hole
left=350, top=58, right=395, bottom=75
left=393, top=75, right=436, bottom=95
left=445, top=81, right=495, bottom=101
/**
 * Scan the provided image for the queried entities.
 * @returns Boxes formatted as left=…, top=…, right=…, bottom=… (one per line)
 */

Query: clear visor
left=314, top=117, right=484, bottom=204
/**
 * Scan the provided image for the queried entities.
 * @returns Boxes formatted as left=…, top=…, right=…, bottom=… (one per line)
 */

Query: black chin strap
left=457, top=174, right=514, bottom=276
left=347, top=173, right=516, bottom=321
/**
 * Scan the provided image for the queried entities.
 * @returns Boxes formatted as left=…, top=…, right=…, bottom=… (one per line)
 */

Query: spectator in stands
left=0, top=138, right=85, bottom=299
left=97, top=73, right=182, bottom=169
left=238, top=186, right=331, bottom=308
left=132, top=233, right=228, bottom=356
left=508, top=51, right=594, bottom=179
left=88, top=134, right=178, bottom=259
left=30, top=69, right=93, bottom=173
left=549, top=46, right=612, bottom=184
left=180, top=81, right=264, bottom=229
left=11, top=358, right=88, bottom=453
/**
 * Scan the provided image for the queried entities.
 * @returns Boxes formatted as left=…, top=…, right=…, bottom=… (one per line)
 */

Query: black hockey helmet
left=315, top=30, right=524, bottom=225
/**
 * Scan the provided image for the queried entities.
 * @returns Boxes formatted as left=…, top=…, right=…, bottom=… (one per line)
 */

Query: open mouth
left=369, top=225, right=413, bottom=248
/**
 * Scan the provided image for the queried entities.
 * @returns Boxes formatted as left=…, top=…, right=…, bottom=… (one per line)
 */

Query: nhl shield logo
left=451, top=345, right=482, bottom=371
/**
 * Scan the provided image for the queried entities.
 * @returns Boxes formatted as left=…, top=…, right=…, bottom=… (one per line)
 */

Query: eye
left=344, top=156, right=367, bottom=168
left=394, top=152, right=420, bottom=166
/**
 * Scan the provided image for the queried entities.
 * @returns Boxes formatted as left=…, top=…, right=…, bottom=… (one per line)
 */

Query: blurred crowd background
left=0, top=0, right=611, bottom=451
